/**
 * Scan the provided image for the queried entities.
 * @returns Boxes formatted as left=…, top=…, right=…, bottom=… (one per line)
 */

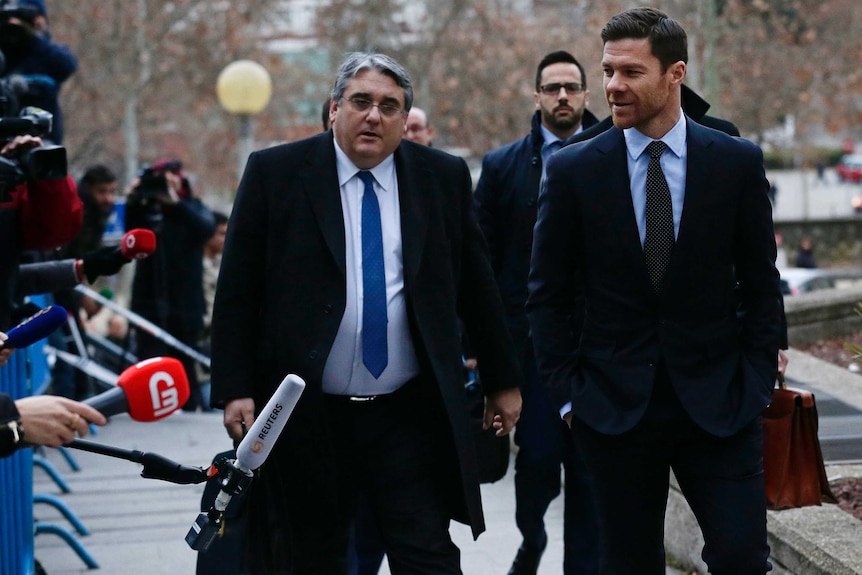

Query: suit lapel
left=664, top=119, right=716, bottom=286
left=596, top=129, right=655, bottom=293
left=303, top=133, right=346, bottom=276
left=394, top=143, right=431, bottom=285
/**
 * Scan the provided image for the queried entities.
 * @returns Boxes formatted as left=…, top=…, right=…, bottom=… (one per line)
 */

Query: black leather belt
left=324, top=375, right=422, bottom=405
left=325, top=393, right=385, bottom=403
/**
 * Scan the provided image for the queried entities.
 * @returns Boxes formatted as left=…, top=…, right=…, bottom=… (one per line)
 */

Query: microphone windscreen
left=117, top=357, right=190, bottom=421
left=120, top=228, right=157, bottom=260
left=5, top=305, right=67, bottom=348
left=236, top=374, right=306, bottom=471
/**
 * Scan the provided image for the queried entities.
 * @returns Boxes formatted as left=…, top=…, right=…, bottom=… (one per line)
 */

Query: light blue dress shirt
left=623, top=113, right=688, bottom=245
left=559, top=112, right=688, bottom=420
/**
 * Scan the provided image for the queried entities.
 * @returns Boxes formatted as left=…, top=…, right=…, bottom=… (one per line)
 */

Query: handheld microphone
left=3, top=305, right=67, bottom=348
left=187, top=374, right=306, bottom=552
left=85, top=356, right=190, bottom=421
left=120, top=228, right=157, bottom=260
left=235, top=374, right=306, bottom=472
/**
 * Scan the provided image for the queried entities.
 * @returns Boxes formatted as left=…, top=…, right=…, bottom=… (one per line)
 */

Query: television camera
left=0, top=46, right=66, bottom=189
left=126, top=160, right=185, bottom=233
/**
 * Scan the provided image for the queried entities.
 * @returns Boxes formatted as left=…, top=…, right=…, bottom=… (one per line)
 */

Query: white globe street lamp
left=216, top=60, right=273, bottom=183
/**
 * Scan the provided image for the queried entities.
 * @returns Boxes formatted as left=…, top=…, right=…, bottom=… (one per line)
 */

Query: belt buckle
left=349, top=395, right=377, bottom=402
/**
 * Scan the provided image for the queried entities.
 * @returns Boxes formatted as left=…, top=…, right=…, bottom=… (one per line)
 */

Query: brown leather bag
left=762, top=374, right=837, bottom=510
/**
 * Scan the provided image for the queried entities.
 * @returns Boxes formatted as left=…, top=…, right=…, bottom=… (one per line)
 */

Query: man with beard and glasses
left=473, top=50, right=600, bottom=575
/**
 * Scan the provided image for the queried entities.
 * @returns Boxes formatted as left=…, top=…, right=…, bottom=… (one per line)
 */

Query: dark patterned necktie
left=357, top=171, right=388, bottom=378
left=643, top=140, right=674, bottom=294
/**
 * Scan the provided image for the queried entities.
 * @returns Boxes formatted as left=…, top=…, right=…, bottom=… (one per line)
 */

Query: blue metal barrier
left=0, top=351, right=36, bottom=575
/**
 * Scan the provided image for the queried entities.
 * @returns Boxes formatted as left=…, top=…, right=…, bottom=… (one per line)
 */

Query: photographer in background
left=0, top=0, right=77, bottom=144
left=49, top=164, right=120, bottom=399
left=1, top=330, right=105, bottom=457
left=125, top=158, right=215, bottom=412
left=0, top=134, right=81, bottom=327
left=55, top=164, right=119, bottom=318
left=62, top=165, right=117, bottom=258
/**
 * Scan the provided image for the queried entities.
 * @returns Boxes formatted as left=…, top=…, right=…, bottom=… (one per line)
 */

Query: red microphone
left=120, top=228, right=157, bottom=260
left=84, top=357, right=190, bottom=421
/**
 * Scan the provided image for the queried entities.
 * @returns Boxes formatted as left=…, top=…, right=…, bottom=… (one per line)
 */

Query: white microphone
left=235, top=373, right=306, bottom=471
left=188, top=374, right=306, bottom=552
left=212, top=375, right=305, bottom=513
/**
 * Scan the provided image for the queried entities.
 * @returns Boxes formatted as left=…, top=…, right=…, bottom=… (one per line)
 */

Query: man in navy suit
left=211, top=52, right=522, bottom=575
left=527, top=8, right=781, bottom=574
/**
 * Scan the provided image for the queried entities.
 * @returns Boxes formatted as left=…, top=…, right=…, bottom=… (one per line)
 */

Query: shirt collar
left=539, top=123, right=583, bottom=148
left=539, top=125, right=562, bottom=148
left=624, top=111, right=687, bottom=160
left=334, top=140, right=396, bottom=192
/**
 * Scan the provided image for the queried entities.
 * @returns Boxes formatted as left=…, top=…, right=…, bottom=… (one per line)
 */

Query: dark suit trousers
left=569, top=364, right=771, bottom=575
left=315, top=374, right=463, bottom=575
left=514, top=348, right=599, bottom=574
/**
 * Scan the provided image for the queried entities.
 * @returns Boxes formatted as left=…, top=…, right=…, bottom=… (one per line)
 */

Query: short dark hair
left=535, top=50, right=587, bottom=91
left=600, top=7, right=688, bottom=71
left=79, top=164, right=117, bottom=189
left=212, top=211, right=229, bottom=226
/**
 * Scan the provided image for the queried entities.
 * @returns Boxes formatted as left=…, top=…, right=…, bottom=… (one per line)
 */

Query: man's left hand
left=483, top=387, right=521, bottom=437
left=778, top=349, right=789, bottom=377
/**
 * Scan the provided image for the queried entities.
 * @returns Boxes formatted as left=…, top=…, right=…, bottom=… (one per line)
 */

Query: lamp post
left=216, top=60, right=273, bottom=183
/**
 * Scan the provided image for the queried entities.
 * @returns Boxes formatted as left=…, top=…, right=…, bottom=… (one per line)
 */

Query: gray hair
left=331, top=52, right=414, bottom=112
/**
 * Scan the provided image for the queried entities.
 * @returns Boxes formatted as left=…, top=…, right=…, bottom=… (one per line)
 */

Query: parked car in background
left=836, top=154, right=862, bottom=183
left=779, top=269, right=835, bottom=295
left=779, top=267, right=862, bottom=296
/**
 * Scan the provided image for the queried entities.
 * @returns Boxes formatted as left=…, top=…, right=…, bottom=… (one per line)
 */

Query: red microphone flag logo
left=121, top=229, right=157, bottom=260
left=117, top=357, right=190, bottom=420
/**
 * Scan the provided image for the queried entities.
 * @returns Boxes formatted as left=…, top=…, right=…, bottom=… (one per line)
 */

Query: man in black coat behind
left=474, top=50, right=600, bottom=575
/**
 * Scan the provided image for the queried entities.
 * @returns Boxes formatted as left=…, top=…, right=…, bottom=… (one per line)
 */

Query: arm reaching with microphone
left=2, top=392, right=106, bottom=457
left=13, top=395, right=106, bottom=447
left=1, top=306, right=67, bottom=351
left=80, top=228, right=157, bottom=283
left=16, top=229, right=158, bottom=298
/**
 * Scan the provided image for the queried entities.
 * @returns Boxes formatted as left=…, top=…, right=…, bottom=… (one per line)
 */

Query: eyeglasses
left=342, top=97, right=405, bottom=118
left=539, top=82, right=585, bottom=95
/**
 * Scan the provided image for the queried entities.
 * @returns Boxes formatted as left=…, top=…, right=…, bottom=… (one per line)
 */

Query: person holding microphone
left=0, top=332, right=105, bottom=457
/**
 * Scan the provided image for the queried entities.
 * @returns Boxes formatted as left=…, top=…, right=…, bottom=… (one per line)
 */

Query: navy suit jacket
left=527, top=119, right=781, bottom=437
left=474, top=110, right=599, bottom=360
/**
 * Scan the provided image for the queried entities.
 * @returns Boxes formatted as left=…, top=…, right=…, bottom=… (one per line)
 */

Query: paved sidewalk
left=31, top=407, right=687, bottom=574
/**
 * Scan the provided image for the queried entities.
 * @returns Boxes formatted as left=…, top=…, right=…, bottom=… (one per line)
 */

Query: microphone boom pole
left=68, top=439, right=209, bottom=485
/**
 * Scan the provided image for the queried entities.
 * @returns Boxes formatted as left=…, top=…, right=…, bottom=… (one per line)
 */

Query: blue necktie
left=358, top=171, right=388, bottom=378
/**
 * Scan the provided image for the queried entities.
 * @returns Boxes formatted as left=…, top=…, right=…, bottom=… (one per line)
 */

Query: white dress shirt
left=321, top=142, right=420, bottom=395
